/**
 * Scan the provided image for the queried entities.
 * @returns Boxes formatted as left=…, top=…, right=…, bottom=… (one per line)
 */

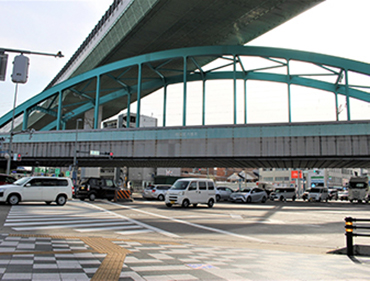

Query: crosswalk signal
left=17, top=153, right=21, bottom=161
left=109, top=152, right=113, bottom=159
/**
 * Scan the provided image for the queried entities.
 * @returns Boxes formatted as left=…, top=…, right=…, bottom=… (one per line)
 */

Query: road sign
left=90, top=150, right=100, bottom=156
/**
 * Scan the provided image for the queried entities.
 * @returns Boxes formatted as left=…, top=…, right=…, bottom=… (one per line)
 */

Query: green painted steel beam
left=1, top=45, right=370, bottom=131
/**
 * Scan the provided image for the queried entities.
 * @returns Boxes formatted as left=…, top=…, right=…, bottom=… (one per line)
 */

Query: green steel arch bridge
left=0, top=45, right=369, bottom=169
left=0, top=45, right=369, bottom=132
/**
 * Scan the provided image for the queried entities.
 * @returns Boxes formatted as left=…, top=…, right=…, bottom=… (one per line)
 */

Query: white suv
left=0, top=176, right=73, bottom=205
left=270, top=187, right=297, bottom=201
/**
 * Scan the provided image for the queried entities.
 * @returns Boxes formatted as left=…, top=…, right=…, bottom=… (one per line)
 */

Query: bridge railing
left=345, top=217, right=370, bottom=256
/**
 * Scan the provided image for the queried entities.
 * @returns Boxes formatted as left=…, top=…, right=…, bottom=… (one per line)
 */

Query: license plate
left=81, top=186, right=85, bottom=190
left=170, top=201, right=175, bottom=204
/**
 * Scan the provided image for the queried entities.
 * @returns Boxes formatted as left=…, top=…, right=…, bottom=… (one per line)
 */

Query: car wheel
left=208, top=198, right=215, bottom=208
left=182, top=199, right=190, bottom=208
left=7, top=194, right=20, bottom=205
left=246, top=196, right=252, bottom=203
left=45, top=201, right=52, bottom=205
left=158, top=194, right=165, bottom=201
left=56, top=195, right=67, bottom=206
left=216, top=195, right=221, bottom=202
left=261, top=196, right=267, bottom=203
left=89, top=193, right=96, bottom=201
left=166, top=203, right=172, bottom=207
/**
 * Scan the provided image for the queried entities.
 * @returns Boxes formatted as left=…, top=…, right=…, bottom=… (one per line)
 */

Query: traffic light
left=109, top=152, right=113, bottom=159
left=17, top=153, right=21, bottom=161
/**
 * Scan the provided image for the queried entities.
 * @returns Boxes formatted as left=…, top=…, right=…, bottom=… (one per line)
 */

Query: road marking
left=107, top=201, right=268, bottom=243
left=76, top=225, right=143, bottom=233
left=86, top=202, right=180, bottom=238
left=4, top=201, right=179, bottom=237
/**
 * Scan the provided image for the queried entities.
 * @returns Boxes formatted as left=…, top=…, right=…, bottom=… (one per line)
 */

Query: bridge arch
left=0, top=45, right=369, bottom=132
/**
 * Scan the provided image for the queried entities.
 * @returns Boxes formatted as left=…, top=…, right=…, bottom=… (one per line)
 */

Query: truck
left=348, top=176, right=369, bottom=203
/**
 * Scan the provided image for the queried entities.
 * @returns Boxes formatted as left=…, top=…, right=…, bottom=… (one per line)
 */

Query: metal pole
left=6, top=83, right=19, bottom=175
left=72, top=118, right=82, bottom=185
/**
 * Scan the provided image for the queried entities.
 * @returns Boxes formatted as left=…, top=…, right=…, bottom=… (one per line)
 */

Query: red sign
left=291, top=170, right=303, bottom=179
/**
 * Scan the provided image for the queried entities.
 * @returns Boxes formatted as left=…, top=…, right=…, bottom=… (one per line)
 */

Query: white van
left=308, top=187, right=329, bottom=202
left=165, top=178, right=216, bottom=208
left=0, top=176, right=73, bottom=205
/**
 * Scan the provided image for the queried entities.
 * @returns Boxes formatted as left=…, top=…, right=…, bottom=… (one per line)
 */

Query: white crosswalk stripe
left=4, top=200, right=155, bottom=235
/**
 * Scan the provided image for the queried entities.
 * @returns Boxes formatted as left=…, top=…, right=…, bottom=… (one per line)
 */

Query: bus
left=348, top=176, right=369, bottom=203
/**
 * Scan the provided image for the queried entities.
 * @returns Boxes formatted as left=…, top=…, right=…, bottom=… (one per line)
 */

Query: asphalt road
left=0, top=197, right=369, bottom=255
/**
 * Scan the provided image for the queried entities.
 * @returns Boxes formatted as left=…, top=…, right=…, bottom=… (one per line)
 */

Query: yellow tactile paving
left=6, top=234, right=181, bottom=280
left=7, top=234, right=132, bottom=281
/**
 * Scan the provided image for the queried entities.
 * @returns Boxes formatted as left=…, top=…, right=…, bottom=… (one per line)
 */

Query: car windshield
left=240, top=188, right=251, bottom=193
left=310, top=188, right=322, bottom=193
left=14, top=177, right=30, bottom=185
left=171, top=180, right=190, bottom=190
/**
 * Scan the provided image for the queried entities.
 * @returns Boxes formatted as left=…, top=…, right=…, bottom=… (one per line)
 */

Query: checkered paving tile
left=0, top=234, right=105, bottom=281
left=114, top=240, right=370, bottom=281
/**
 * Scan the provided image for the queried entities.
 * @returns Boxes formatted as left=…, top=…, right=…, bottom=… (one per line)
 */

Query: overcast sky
left=1, top=0, right=369, bottom=125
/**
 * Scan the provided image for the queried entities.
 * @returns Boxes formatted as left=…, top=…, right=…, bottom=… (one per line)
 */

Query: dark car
left=76, top=177, right=120, bottom=201
left=328, top=189, right=338, bottom=201
left=0, top=174, right=16, bottom=186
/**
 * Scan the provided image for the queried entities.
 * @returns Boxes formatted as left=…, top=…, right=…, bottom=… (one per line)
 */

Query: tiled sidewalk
left=115, top=240, right=370, bottom=281
left=0, top=235, right=106, bottom=280
left=0, top=234, right=369, bottom=280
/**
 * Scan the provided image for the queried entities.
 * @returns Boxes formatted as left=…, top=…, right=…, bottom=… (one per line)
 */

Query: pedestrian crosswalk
left=3, top=200, right=174, bottom=237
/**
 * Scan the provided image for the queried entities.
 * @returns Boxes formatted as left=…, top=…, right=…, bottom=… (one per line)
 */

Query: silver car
left=216, top=186, right=234, bottom=201
left=142, top=184, right=171, bottom=201
left=229, top=187, right=267, bottom=203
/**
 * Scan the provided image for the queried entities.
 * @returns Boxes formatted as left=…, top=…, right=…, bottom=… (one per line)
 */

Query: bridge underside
left=7, top=156, right=370, bottom=170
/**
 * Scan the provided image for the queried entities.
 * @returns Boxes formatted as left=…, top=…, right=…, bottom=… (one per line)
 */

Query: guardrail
left=345, top=217, right=370, bottom=256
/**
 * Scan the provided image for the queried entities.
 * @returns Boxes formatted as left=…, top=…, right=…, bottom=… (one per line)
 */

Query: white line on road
left=83, top=202, right=180, bottom=238
left=107, top=202, right=268, bottom=243
left=75, top=225, right=144, bottom=233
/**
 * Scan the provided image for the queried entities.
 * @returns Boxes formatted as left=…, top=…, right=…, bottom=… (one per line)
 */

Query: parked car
left=0, top=176, right=72, bottom=205
left=301, top=188, right=311, bottom=201
left=165, top=178, right=216, bottom=208
left=307, top=187, right=329, bottom=202
left=229, top=187, right=267, bottom=203
left=269, top=187, right=297, bottom=201
left=0, top=174, right=16, bottom=186
left=338, top=189, right=349, bottom=201
left=142, top=184, right=171, bottom=201
left=328, top=189, right=338, bottom=201
left=76, top=177, right=120, bottom=201
left=216, top=186, right=234, bottom=201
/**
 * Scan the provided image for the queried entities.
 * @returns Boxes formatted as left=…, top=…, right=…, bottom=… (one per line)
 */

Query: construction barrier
left=114, top=189, right=132, bottom=202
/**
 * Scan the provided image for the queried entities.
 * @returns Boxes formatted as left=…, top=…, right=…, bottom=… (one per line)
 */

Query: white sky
left=1, top=0, right=370, bottom=126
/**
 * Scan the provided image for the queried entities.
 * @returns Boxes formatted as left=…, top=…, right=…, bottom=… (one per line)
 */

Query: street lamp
left=2, top=47, right=63, bottom=175
left=72, top=118, right=83, bottom=184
